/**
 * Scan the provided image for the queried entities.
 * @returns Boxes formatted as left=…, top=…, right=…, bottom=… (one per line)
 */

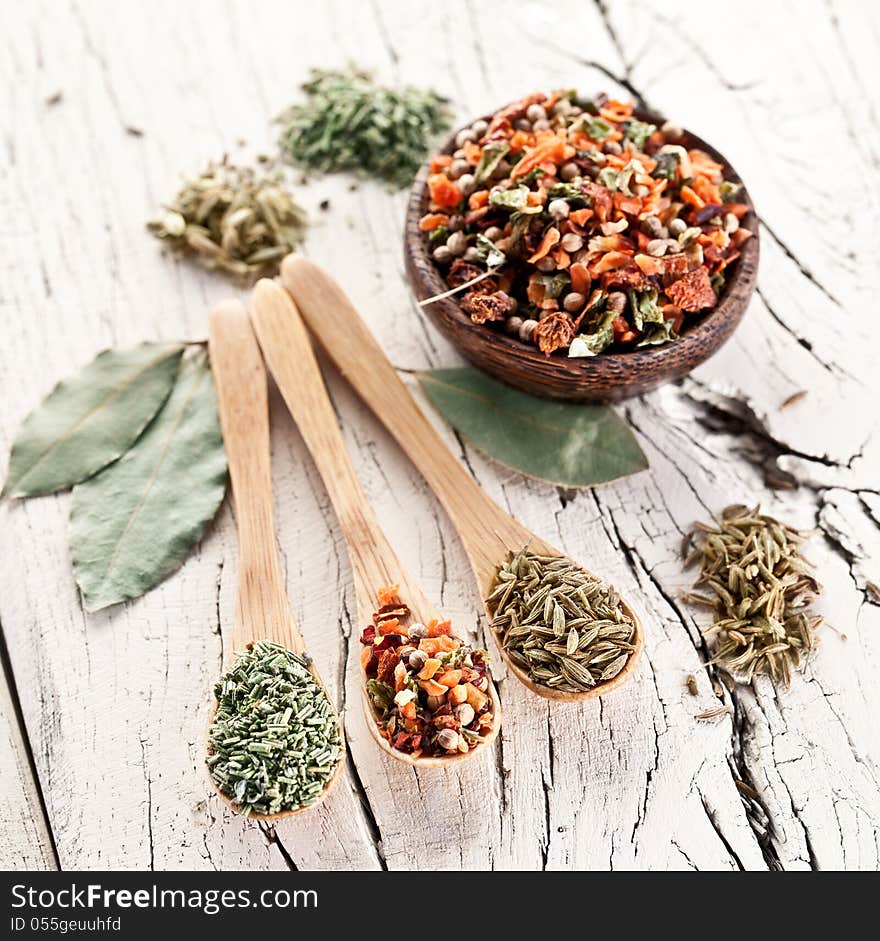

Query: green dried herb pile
left=683, top=504, right=823, bottom=686
left=207, top=641, right=342, bottom=816
left=279, top=68, right=451, bottom=188
left=487, top=547, right=636, bottom=692
left=148, top=160, right=307, bottom=281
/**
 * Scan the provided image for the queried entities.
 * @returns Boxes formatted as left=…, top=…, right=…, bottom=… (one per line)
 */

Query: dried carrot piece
left=528, top=226, right=561, bottom=262
left=418, top=212, right=449, bottom=232
left=428, top=173, right=463, bottom=209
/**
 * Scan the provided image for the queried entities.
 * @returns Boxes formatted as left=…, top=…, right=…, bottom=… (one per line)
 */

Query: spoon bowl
left=249, top=280, right=501, bottom=764
left=207, top=299, right=344, bottom=818
left=279, top=257, right=644, bottom=702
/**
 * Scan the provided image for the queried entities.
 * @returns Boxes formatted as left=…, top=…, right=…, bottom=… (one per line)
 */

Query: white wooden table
left=2, top=0, right=878, bottom=872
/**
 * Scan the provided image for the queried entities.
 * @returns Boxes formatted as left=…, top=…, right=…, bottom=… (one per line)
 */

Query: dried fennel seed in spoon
left=682, top=504, right=823, bottom=687
left=207, top=641, right=343, bottom=817
left=148, top=159, right=307, bottom=282
left=487, top=548, right=636, bottom=693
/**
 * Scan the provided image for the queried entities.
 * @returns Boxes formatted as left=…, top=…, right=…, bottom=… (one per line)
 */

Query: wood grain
left=0, top=0, right=876, bottom=871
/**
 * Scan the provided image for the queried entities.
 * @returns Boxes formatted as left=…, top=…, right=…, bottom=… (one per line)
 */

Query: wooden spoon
left=249, top=279, right=501, bottom=767
left=207, top=299, right=344, bottom=817
left=279, top=257, right=644, bottom=702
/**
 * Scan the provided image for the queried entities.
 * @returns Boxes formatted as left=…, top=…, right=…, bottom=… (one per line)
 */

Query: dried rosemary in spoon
left=683, top=504, right=823, bottom=686
left=207, top=641, right=343, bottom=817
left=148, top=159, right=307, bottom=282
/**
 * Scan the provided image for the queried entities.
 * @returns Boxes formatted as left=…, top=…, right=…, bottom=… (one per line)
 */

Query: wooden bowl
left=404, top=110, right=759, bottom=402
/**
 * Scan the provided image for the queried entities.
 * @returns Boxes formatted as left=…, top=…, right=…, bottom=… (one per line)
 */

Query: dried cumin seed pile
left=206, top=641, right=342, bottom=816
left=148, top=159, right=307, bottom=282
left=486, top=547, right=636, bottom=692
left=683, top=504, right=823, bottom=686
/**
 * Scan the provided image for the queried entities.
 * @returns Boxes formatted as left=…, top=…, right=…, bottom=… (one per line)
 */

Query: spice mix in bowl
left=405, top=89, right=758, bottom=401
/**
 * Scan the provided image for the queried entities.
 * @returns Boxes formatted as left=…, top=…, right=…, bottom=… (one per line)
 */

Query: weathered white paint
left=0, top=0, right=877, bottom=871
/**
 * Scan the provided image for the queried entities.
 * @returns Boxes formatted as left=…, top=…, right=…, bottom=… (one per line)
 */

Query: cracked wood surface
left=0, top=0, right=877, bottom=871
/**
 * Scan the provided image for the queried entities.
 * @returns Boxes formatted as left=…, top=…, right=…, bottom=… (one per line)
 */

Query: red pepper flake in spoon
left=359, top=586, right=495, bottom=758
left=419, top=90, right=753, bottom=356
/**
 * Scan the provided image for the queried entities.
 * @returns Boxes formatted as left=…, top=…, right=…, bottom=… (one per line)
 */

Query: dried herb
left=70, top=349, right=227, bottom=610
left=2, top=343, right=184, bottom=499
left=359, top=586, right=495, bottom=757
left=421, top=90, right=753, bottom=355
left=207, top=641, right=342, bottom=816
left=279, top=68, right=451, bottom=188
left=148, top=160, right=307, bottom=282
left=416, top=367, right=648, bottom=488
left=683, top=504, right=823, bottom=686
left=487, top=548, right=636, bottom=693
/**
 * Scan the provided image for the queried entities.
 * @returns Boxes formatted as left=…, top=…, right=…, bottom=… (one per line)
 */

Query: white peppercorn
left=642, top=215, right=663, bottom=238
left=457, top=174, right=476, bottom=197
left=471, top=118, right=489, bottom=137
left=661, top=120, right=684, bottom=141
left=513, top=117, right=532, bottom=132
left=462, top=247, right=481, bottom=263
left=446, top=231, right=468, bottom=256
left=606, top=291, right=627, bottom=314
left=483, top=225, right=504, bottom=242
left=448, top=159, right=469, bottom=180
left=454, top=703, right=475, bottom=726
left=408, top=649, right=428, bottom=671
left=605, top=140, right=622, bottom=155
left=532, top=118, right=551, bottom=132
left=505, top=315, right=524, bottom=335
left=560, top=161, right=580, bottom=182
left=455, top=128, right=477, bottom=148
left=408, top=622, right=428, bottom=640
left=563, top=291, right=585, bottom=313
left=668, top=217, right=687, bottom=237
left=447, top=214, right=464, bottom=232
left=437, top=728, right=459, bottom=752
left=526, top=103, right=547, bottom=122
left=433, top=245, right=453, bottom=264
left=646, top=239, right=668, bottom=257
left=548, top=198, right=569, bottom=220
left=560, top=233, right=584, bottom=253
left=519, top=318, right=539, bottom=342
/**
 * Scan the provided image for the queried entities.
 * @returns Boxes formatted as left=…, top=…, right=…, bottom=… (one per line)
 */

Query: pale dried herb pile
left=207, top=641, right=342, bottom=816
left=148, top=160, right=307, bottom=281
left=487, top=548, right=636, bottom=692
left=683, top=505, right=823, bottom=686
left=279, top=68, right=451, bottom=188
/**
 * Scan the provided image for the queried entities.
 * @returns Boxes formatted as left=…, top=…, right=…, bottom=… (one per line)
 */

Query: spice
left=683, top=505, right=823, bottom=686
left=359, top=586, right=495, bottom=757
left=486, top=548, right=636, bottom=692
left=420, top=90, right=752, bottom=354
left=280, top=68, right=451, bottom=188
left=686, top=673, right=699, bottom=695
left=206, top=641, right=342, bottom=816
left=148, top=159, right=307, bottom=282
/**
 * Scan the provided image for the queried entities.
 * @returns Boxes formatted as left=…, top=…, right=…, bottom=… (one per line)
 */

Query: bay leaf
left=416, top=368, right=648, bottom=488
left=2, top=342, right=185, bottom=498
left=70, top=348, right=227, bottom=611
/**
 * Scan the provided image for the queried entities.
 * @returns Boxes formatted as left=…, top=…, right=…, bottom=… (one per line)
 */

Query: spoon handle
left=279, top=256, right=535, bottom=588
left=250, top=280, right=428, bottom=616
left=208, top=300, right=300, bottom=655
